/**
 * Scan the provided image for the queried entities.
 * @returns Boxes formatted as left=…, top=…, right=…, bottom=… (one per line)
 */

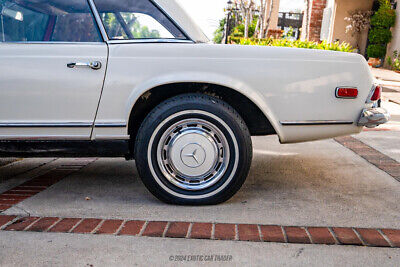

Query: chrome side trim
left=0, top=136, right=90, bottom=140
left=87, top=0, right=109, bottom=42
left=0, top=122, right=127, bottom=128
left=280, top=120, right=354, bottom=126
left=107, top=39, right=194, bottom=45
left=0, top=123, right=92, bottom=128
left=95, top=135, right=130, bottom=140
left=94, top=123, right=127, bottom=128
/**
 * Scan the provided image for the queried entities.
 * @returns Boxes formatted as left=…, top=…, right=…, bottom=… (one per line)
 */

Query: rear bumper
left=357, top=108, right=390, bottom=128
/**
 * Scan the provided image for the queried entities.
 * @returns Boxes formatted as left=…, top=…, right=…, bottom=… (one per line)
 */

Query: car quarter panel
left=93, top=43, right=373, bottom=143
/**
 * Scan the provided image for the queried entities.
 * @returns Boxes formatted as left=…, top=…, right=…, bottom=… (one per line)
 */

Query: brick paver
left=238, top=224, right=260, bottom=242
left=284, top=227, right=311, bottom=244
left=165, top=222, right=190, bottom=238
left=142, top=221, right=168, bottom=237
left=332, top=228, right=362, bottom=245
left=190, top=223, right=212, bottom=239
left=27, top=217, right=59, bottom=232
left=356, top=228, right=390, bottom=247
left=49, top=218, right=81, bottom=233
left=260, top=225, right=285, bottom=243
left=307, top=227, right=336, bottom=244
left=72, top=219, right=102, bottom=234
left=4, top=217, right=39, bottom=231
left=119, top=220, right=145, bottom=236
left=214, top=223, right=236, bottom=241
left=381, top=229, right=400, bottom=247
left=95, top=220, right=124, bottom=235
left=0, top=215, right=16, bottom=228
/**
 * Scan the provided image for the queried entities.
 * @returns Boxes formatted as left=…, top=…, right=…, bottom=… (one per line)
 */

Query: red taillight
left=370, top=85, right=382, bottom=101
left=336, top=88, right=358, bottom=98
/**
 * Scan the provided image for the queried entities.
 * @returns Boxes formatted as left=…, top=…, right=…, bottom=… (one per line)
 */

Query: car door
left=0, top=0, right=107, bottom=140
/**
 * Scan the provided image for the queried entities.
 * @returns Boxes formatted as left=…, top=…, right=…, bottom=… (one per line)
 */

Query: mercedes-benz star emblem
left=184, top=149, right=200, bottom=164
left=180, top=144, right=206, bottom=168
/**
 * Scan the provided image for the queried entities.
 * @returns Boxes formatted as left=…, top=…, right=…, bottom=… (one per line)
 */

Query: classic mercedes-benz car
left=0, top=0, right=390, bottom=205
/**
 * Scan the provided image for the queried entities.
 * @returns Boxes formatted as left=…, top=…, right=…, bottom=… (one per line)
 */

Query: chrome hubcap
left=157, top=119, right=230, bottom=191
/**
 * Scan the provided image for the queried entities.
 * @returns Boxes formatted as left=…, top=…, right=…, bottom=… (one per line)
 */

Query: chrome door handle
left=67, top=61, right=102, bottom=70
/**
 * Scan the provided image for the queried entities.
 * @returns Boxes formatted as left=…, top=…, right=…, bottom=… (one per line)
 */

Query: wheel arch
left=127, top=81, right=280, bottom=153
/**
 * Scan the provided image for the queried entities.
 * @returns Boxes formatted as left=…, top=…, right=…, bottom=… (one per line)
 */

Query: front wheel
left=134, top=94, right=252, bottom=205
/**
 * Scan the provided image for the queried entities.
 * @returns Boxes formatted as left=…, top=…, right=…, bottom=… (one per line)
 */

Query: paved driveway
left=0, top=101, right=399, bottom=266
left=2, top=136, right=399, bottom=228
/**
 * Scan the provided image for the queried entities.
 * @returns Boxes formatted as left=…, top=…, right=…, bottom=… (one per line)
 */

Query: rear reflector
left=336, top=88, right=358, bottom=99
left=370, top=85, right=382, bottom=101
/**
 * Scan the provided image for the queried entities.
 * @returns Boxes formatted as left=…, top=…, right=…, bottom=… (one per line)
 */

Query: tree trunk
left=254, top=16, right=260, bottom=38
left=263, top=0, right=274, bottom=38
left=257, top=0, right=266, bottom=39
left=235, top=0, right=255, bottom=39
left=304, top=0, right=310, bottom=40
left=244, top=14, right=249, bottom=38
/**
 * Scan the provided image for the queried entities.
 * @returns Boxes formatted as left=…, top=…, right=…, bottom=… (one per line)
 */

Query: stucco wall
left=331, top=0, right=374, bottom=54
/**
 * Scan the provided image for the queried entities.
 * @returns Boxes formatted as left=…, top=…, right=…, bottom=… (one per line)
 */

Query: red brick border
left=0, top=215, right=399, bottom=248
left=0, top=159, right=97, bottom=213
left=335, top=136, right=400, bottom=182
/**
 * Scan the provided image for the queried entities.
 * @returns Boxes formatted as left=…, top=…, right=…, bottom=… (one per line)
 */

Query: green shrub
left=236, top=38, right=355, bottom=52
left=367, top=0, right=396, bottom=59
left=367, top=44, right=387, bottom=58
left=368, top=27, right=392, bottom=44
left=213, top=18, right=226, bottom=44
left=370, top=6, right=396, bottom=28
left=229, top=17, right=258, bottom=41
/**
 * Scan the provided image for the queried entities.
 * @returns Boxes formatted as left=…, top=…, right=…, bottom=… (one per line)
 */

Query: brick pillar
left=308, top=0, right=327, bottom=42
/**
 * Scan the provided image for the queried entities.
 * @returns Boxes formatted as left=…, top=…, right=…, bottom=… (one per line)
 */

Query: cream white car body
left=0, top=0, right=385, bottom=145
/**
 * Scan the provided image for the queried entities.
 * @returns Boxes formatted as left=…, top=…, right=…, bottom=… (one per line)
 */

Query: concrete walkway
left=0, top=231, right=398, bottom=267
left=371, top=68, right=400, bottom=104
left=372, top=67, right=400, bottom=83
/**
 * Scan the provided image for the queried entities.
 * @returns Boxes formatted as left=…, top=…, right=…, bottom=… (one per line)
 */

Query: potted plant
left=387, top=50, right=400, bottom=73
left=367, top=45, right=388, bottom=67
left=367, top=0, right=396, bottom=67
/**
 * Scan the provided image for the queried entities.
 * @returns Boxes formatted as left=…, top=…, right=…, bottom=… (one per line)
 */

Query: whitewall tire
left=134, top=94, right=252, bottom=205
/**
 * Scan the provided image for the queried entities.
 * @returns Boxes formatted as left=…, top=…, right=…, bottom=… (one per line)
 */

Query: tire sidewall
left=135, top=94, right=252, bottom=205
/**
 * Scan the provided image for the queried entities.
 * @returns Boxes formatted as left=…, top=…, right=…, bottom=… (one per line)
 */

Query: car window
left=93, top=0, right=186, bottom=40
left=0, top=0, right=101, bottom=42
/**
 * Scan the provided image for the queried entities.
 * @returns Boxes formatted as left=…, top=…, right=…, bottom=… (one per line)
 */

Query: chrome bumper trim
left=358, top=108, right=390, bottom=128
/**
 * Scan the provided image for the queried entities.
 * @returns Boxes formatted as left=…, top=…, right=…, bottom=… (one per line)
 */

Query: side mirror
left=1, top=7, right=23, bottom=22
